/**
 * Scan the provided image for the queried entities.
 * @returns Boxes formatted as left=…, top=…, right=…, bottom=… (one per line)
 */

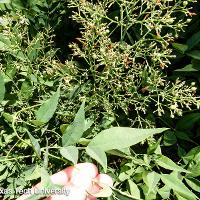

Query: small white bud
left=183, top=1, right=188, bottom=6
left=191, top=87, right=197, bottom=92
left=92, top=54, right=97, bottom=59
left=170, top=104, right=177, bottom=110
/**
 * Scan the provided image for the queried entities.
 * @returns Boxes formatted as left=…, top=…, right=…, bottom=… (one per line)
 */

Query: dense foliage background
left=0, top=0, right=200, bottom=199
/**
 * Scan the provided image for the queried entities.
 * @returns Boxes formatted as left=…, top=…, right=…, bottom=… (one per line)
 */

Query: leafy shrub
left=0, top=0, right=200, bottom=200
left=67, top=0, right=199, bottom=126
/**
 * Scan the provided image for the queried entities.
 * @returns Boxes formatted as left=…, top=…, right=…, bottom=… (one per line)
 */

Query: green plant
left=66, top=0, right=200, bottom=127
left=0, top=0, right=200, bottom=200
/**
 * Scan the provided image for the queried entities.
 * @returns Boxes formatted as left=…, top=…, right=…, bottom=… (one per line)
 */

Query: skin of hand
left=17, top=163, right=113, bottom=200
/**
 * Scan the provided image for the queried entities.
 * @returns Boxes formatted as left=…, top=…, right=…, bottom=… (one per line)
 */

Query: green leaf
left=188, top=162, right=200, bottom=177
left=175, top=192, right=188, bottom=200
left=60, top=146, right=79, bottom=165
left=176, top=113, right=200, bottom=131
left=160, top=173, right=197, bottom=200
left=187, top=50, right=200, bottom=60
left=143, top=171, right=160, bottom=195
left=141, top=183, right=157, bottom=199
left=183, top=146, right=200, bottom=164
left=185, top=177, right=200, bottom=193
left=177, top=145, right=186, bottom=158
left=19, top=81, right=33, bottom=100
left=40, top=167, right=53, bottom=189
left=86, top=127, right=167, bottom=171
left=112, top=187, right=139, bottom=200
left=107, top=148, right=131, bottom=157
left=27, top=33, right=41, bottom=62
left=147, top=137, right=162, bottom=154
left=62, top=101, right=85, bottom=146
left=174, top=64, right=199, bottom=72
left=92, top=184, right=112, bottom=198
left=27, top=131, right=41, bottom=159
left=172, top=43, right=188, bottom=53
left=163, top=131, right=177, bottom=146
left=24, top=165, right=41, bottom=181
left=158, top=185, right=171, bottom=199
left=187, top=30, right=200, bottom=50
left=175, top=131, right=194, bottom=143
left=26, top=168, right=62, bottom=200
left=0, top=73, right=5, bottom=102
left=156, top=155, right=189, bottom=173
left=3, top=113, right=13, bottom=123
left=86, top=147, right=107, bottom=172
left=35, top=88, right=60, bottom=124
left=128, top=180, right=141, bottom=199
left=87, top=127, right=168, bottom=152
left=191, top=59, right=200, bottom=70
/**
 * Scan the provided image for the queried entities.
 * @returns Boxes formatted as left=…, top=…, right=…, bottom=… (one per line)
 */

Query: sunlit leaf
left=27, top=131, right=41, bottom=159
left=86, top=127, right=167, bottom=171
left=60, top=146, right=79, bottom=165
left=35, top=87, right=60, bottom=124
left=62, top=101, right=85, bottom=146
left=156, top=155, right=190, bottom=173
left=160, top=172, right=197, bottom=200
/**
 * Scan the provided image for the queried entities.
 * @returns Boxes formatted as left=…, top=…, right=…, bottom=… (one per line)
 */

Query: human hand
left=17, top=163, right=113, bottom=200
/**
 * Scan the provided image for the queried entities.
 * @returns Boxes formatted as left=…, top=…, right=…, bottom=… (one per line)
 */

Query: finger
left=46, top=163, right=99, bottom=200
left=16, top=170, right=69, bottom=200
left=17, top=163, right=98, bottom=200
left=87, top=174, right=113, bottom=200
left=45, top=184, right=87, bottom=200
left=95, top=174, right=113, bottom=187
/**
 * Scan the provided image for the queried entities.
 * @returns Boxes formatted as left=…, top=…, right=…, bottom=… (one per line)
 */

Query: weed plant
left=0, top=0, right=200, bottom=200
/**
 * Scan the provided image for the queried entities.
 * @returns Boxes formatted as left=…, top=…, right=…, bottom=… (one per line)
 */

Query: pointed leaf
left=163, top=131, right=177, bottom=146
left=185, top=177, right=200, bottom=193
left=35, top=88, right=60, bottom=124
left=158, top=185, right=171, bottom=199
left=187, top=50, right=200, bottom=60
left=174, top=64, right=199, bottom=72
left=188, top=162, right=200, bottom=177
left=176, top=113, right=200, bottom=130
left=87, top=127, right=168, bottom=151
left=128, top=180, right=141, bottom=199
left=160, top=173, right=197, bottom=200
left=27, top=132, right=41, bottom=159
left=156, top=155, right=190, bottom=173
left=60, top=146, right=79, bottom=165
left=172, top=43, right=188, bottom=53
left=143, top=171, right=160, bottom=194
left=112, top=187, right=139, bottom=200
left=62, top=101, right=85, bottom=146
left=183, top=146, right=200, bottom=164
left=86, top=147, right=107, bottom=172
left=175, top=192, right=188, bottom=200
left=187, top=30, right=200, bottom=49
